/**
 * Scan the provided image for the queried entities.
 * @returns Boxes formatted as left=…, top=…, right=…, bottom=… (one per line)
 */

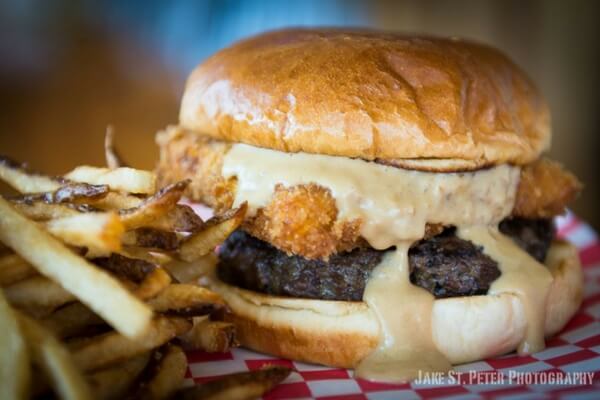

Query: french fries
left=147, top=284, right=224, bottom=316
left=155, top=204, right=205, bottom=232
left=71, top=317, right=190, bottom=372
left=164, top=253, right=217, bottom=284
left=66, top=166, right=156, bottom=194
left=135, top=345, right=187, bottom=400
left=12, top=200, right=86, bottom=220
left=104, top=126, right=128, bottom=170
left=0, top=253, right=36, bottom=286
left=46, top=212, right=124, bottom=254
left=119, top=180, right=190, bottom=230
left=19, top=313, right=93, bottom=400
left=42, top=303, right=105, bottom=339
left=0, top=292, right=30, bottom=400
left=87, top=353, right=150, bottom=400
left=0, top=156, right=61, bottom=193
left=175, top=365, right=292, bottom=400
left=93, top=253, right=157, bottom=282
left=122, top=228, right=179, bottom=250
left=0, top=197, right=152, bottom=338
left=135, top=268, right=172, bottom=300
left=4, top=275, right=76, bottom=315
left=179, top=317, right=238, bottom=353
left=0, top=146, right=294, bottom=399
left=179, top=204, right=246, bottom=262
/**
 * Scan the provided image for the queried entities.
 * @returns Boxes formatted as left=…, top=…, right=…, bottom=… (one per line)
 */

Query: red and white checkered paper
left=183, top=210, right=600, bottom=399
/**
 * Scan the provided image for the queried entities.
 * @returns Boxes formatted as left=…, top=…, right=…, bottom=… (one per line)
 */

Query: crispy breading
left=156, top=128, right=581, bottom=259
left=514, top=158, right=582, bottom=219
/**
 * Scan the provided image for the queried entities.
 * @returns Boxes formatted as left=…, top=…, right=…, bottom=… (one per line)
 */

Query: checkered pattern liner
left=183, top=211, right=600, bottom=399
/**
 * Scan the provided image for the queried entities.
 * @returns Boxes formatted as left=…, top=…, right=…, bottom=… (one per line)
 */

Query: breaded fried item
left=156, top=127, right=580, bottom=259
left=513, top=158, right=582, bottom=218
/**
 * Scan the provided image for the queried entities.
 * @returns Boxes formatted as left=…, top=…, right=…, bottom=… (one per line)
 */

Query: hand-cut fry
left=135, top=345, right=187, bottom=400
left=120, top=247, right=174, bottom=265
left=65, top=165, right=156, bottom=194
left=175, top=365, right=292, bottom=400
left=122, top=228, right=179, bottom=250
left=153, top=204, right=205, bottom=232
left=92, top=191, right=143, bottom=210
left=147, top=284, right=224, bottom=317
left=71, top=317, right=190, bottom=372
left=0, top=253, right=37, bottom=286
left=12, top=200, right=89, bottom=220
left=135, top=268, right=172, bottom=300
left=93, top=253, right=157, bottom=283
left=119, top=180, right=190, bottom=230
left=18, top=312, right=93, bottom=400
left=0, top=196, right=152, bottom=338
left=179, top=317, right=237, bottom=353
left=0, top=292, right=30, bottom=400
left=19, top=182, right=109, bottom=204
left=0, top=156, right=61, bottom=193
left=87, top=353, right=150, bottom=400
left=4, top=275, right=76, bottom=314
left=104, top=126, right=128, bottom=170
left=46, top=212, right=124, bottom=254
left=164, top=253, right=217, bottom=283
left=42, top=303, right=105, bottom=339
left=179, top=204, right=246, bottom=262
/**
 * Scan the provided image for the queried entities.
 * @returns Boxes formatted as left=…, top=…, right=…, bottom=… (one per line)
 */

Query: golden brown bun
left=210, top=240, right=582, bottom=368
left=180, top=29, right=550, bottom=165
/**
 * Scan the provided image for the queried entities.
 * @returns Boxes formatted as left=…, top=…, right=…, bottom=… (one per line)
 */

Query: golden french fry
left=4, top=275, right=76, bottom=315
left=12, top=200, right=86, bottom=220
left=147, top=284, right=224, bottom=317
left=0, top=292, right=30, bottom=400
left=93, top=253, right=157, bottom=283
left=135, top=268, right=172, bottom=300
left=42, top=302, right=105, bottom=339
left=136, top=345, right=187, bottom=400
left=179, top=204, right=246, bottom=262
left=175, top=365, right=292, bottom=400
left=122, top=228, right=179, bottom=250
left=0, top=197, right=152, bottom=338
left=46, top=212, right=124, bottom=254
left=104, top=126, right=128, bottom=170
left=0, top=253, right=37, bottom=286
left=91, top=191, right=143, bottom=210
left=119, top=180, right=190, bottom=230
left=18, top=312, right=93, bottom=400
left=151, top=204, right=205, bottom=232
left=18, top=182, right=110, bottom=205
left=0, top=156, right=61, bottom=193
left=164, top=253, right=217, bottom=283
left=71, top=317, right=191, bottom=372
left=120, top=247, right=174, bottom=265
left=65, top=166, right=156, bottom=194
left=179, top=317, right=237, bottom=353
left=87, top=353, right=150, bottom=400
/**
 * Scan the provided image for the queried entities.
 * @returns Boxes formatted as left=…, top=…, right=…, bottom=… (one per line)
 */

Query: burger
left=156, top=29, right=583, bottom=381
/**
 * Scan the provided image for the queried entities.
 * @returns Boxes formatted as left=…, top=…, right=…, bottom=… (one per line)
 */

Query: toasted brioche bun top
left=180, top=28, right=550, bottom=165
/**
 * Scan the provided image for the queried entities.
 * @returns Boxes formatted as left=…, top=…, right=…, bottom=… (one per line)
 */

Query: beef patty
left=217, top=218, right=554, bottom=301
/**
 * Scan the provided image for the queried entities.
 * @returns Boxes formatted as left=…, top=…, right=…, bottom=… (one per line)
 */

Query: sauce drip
left=458, top=227, right=553, bottom=354
left=355, top=245, right=452, bottom=381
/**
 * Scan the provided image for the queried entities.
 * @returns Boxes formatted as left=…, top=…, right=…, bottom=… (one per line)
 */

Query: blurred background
left=0, top=0, right=598, bottom=227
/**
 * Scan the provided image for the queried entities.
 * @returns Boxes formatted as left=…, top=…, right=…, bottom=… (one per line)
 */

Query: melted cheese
left=223, top=144, right=520, bottom=249
left=355, top=245, right=452, bottom=381
left=221, top=143, right=550, bottom=382
left=458, top=227, right=553, bottom=354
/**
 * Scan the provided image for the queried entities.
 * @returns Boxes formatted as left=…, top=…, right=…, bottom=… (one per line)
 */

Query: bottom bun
left=210, top=240, right=583, bottom=368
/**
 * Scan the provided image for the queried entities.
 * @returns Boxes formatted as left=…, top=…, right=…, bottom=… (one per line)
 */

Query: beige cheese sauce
left=222, top=143, right=551, bottom=382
